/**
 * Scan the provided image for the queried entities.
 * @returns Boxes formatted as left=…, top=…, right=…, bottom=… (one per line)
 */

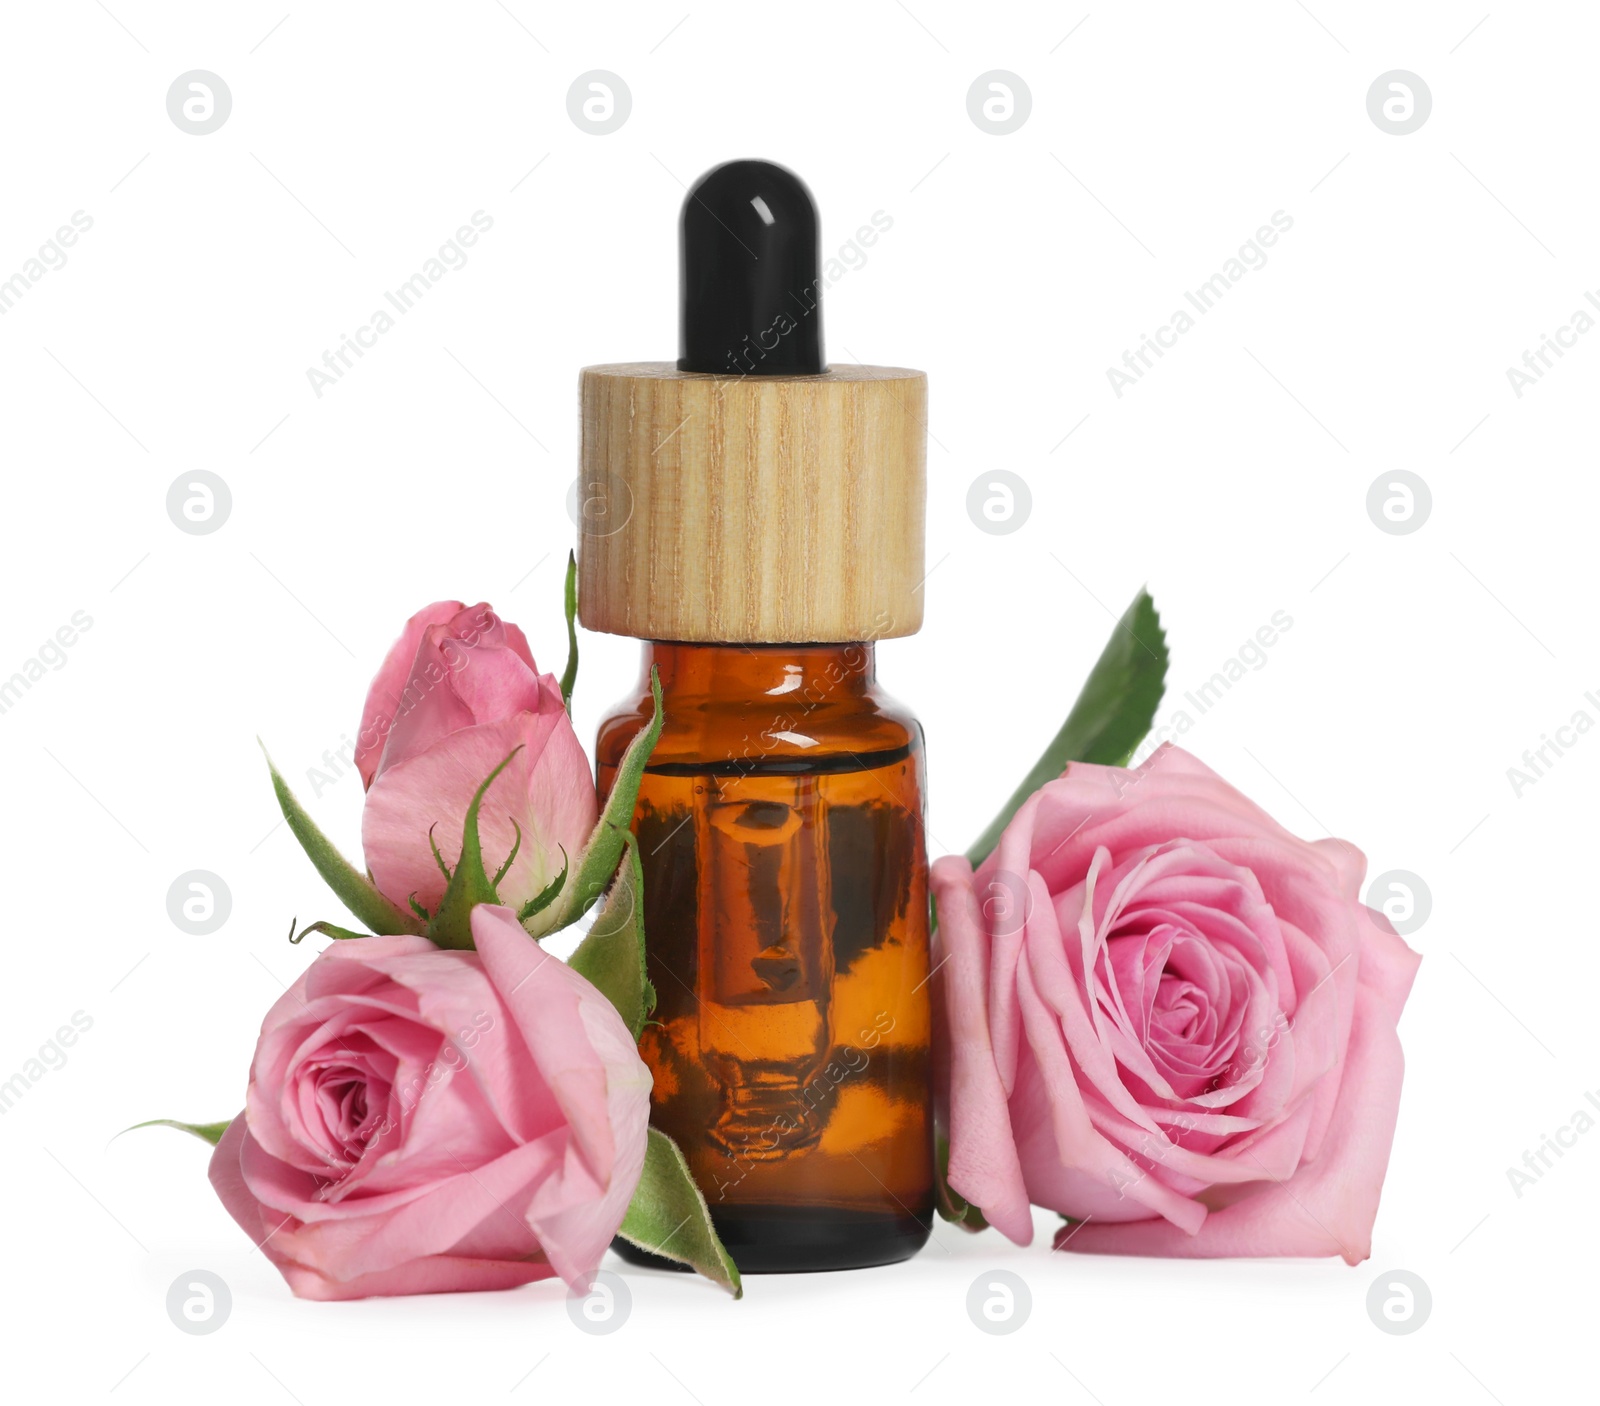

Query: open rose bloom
left=356, top=601, right=596, bottom=919
left=932, top=745, right=1421, bottom=1263
left=209, top=906, right=651, bottom=1298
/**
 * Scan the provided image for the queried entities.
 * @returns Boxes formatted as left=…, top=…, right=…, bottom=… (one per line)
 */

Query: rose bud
left=356, top=602, right=595, bottom=922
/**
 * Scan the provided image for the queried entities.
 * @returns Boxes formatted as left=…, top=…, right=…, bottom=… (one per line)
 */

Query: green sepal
left=965, top=587, right=1168, bottom=868
left=559, top=549, right=579, bottom=714
left=618, top=1127, right=742, bottom=1299
left=934, top=1132, right=989, bottom=1231
left=288, top=917, right=367, bottom=944
left=261, top=742, right=421, bottom=936
left=517, top=848, right=568, bottom=928
left=428, top=825, right=453, bottom=881
left=545, top=667, right=663, bottom=933
left=492, top=819, right=523, bottom=887
left=424, top=747, right=522, bottom=950
left=567, top=838, right=652, bottom=1039
left=125, top=1118, right=232, bottom=1147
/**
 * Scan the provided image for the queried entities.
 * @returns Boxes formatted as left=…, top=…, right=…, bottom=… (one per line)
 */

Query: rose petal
left=930, top=856, right=1034, bottom=1245
left=355, top=602, right=466, bottom=788
left=1054, top=917, right=1421, bottom=1261
left=362, top=713, right=596, bottom=914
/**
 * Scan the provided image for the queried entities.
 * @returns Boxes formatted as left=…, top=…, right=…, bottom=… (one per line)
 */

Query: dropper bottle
left=580, top=158, right=932, bottom=1272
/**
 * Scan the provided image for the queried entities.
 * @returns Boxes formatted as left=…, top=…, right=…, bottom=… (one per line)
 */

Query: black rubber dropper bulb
left=678, top=159, right=826, bottom=376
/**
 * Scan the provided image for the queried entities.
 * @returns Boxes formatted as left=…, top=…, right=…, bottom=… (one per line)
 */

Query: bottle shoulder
left=595, top=678, right=922, bottom=770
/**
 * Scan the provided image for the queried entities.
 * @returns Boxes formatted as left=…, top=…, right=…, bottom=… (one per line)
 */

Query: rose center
left=1151, top=977, right=1209, bottom=1043
left=312, top=1063, right=384, bottom=1162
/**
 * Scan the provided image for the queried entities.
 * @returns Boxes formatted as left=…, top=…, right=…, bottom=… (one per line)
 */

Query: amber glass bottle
left=596, top=642, right=933, bottom=1270
left=575, top=158, right=932, bottom=1270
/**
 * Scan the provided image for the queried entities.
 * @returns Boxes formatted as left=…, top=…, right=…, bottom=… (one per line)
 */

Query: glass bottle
left=574, top=156, right=932, bottom=1270
left=596, top=641, right=933, bottom=1271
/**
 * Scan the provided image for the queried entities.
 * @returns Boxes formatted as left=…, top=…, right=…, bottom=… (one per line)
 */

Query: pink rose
left=356, top=602, right=596, bottom=918
left=209, top=904, right=652, bottom=1298
left=932, top=745, right=1420, bottom=1263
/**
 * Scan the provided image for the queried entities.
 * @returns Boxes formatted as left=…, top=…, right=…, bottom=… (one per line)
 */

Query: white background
left=1, top=2, right=1593, bottom=1403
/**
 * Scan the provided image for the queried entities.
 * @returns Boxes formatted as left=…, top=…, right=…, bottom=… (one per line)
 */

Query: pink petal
left=1055, top=917, right=1420, bottom=1262
left=929, top=856, right=1034, bottom=1245
left=276, top=1253, right=554, bottom=1300
left=472, top=905, right=652, bottom=1289
left=362, top=713, right=597, bottom=914
left=355, top=602, right=465, bottom=788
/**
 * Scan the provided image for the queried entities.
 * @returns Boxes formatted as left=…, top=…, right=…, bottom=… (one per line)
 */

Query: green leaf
left=545, top=667, right=663, bottom=933
left=567, top=839, right=651, bottom=1038
left=933, top=1132, right=988, bottom=1231
left=424, top=747, right=522, bottom=950
left=559, top=549, right=579, bottom=714
left=618, top=1128, right=742, bottom=1298
left=125, top=1118, right=232, bottom=1147
left=262, top=743, right=421, bottom=936
left=964, top=587, right=1167, bottom=868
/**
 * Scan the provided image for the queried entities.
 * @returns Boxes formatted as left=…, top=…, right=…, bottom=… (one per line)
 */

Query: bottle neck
left=640, top=640, right=878, bottom=703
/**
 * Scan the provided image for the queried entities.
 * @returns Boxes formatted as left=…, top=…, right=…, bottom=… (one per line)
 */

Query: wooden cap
left=576, top=362, right=927, bottom=643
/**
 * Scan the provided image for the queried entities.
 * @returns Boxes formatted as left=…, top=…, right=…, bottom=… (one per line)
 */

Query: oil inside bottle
left=598, top=644, right=934, bottom=1272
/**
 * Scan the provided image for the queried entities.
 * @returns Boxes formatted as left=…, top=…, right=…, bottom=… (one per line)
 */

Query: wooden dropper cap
left=576, top=160, right=927, bottom=645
